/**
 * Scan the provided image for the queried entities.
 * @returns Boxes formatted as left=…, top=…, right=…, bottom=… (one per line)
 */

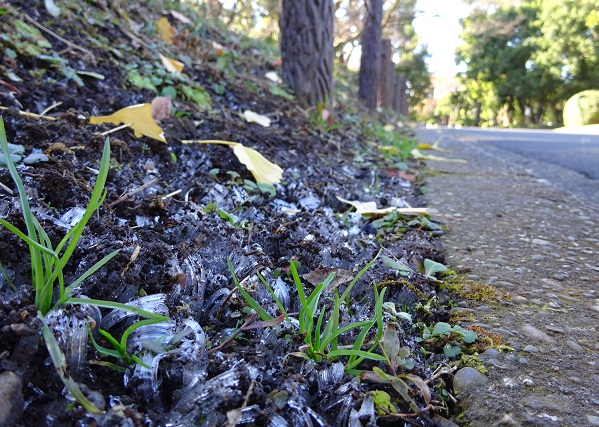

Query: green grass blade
left=319, top=320, right=374, bottom=351
left=120, top=318, right=164, bottom=349
left=67, top=298, right=168, bottom=321
left=313, top=307, right=326, bottom=351
left=0, top=262, right=16, bottom=291
left=345, top=321, right=375, bottom=370
left=256, top=271, right=287, bottom=318
left=0, top=219, right=57, bottom=257
left=62, top=249, right=121, bottom=299
left=97, top=329, right=123, bottom=355
left=39, top=313, right=102, bottom=413
left=341, top=249, right=381, bottom=303
left=45, top=139, right=111, bottom=289
left=88, top=327, right=121, bottom=359
left=320, top=288, right=340, bottom=353
left=227, top=258, right=272, bottom=321
left=327, top=349, right=387, bottom=361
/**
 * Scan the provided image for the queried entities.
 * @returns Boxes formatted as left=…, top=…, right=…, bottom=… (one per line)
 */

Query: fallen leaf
left=44, top=0, right=60, bottom=17
left=271, top=58, right=283, bottom=68
left=265, top=71, right=282, bottom=83
left=382, top=168, right=416, bottom=181
left=151, top=96, right=172, bottom=120
left=232, top=144, right=282, bottom=184
left=336, top=196, right=428, bottom=216
left=159, top=53, right=184, bottom=74
left=156, top=17, right=175, bottom=44
left=242, top=110, right=271, bottom=128
left=89, top=104, right=167, bottom=143
left=181, top=140, right=283, bottom=185
left=411, top=149, right=467, bottom=163
left=170, top=10, right=191, bottom=24
left=303, top=268, right=354, bottom=292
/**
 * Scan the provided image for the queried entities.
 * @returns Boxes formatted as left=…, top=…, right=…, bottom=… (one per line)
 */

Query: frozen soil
left=0, top=2, right=477, bottom=427
left=418, top=128, right=599, bottom=427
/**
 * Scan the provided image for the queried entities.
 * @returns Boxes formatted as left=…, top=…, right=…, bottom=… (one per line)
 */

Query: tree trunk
left=280, top=0, right=334, bottom=108
left=358, top=0, right=383, bottom=111
left=377, top=39, right=393, bottom=108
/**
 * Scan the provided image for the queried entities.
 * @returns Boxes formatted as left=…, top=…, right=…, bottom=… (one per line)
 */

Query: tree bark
left=378, top=39, right=393, bottom=108
left=358, top=0, right=383, bottom=110
left=280, top=0, right=334, bottom=108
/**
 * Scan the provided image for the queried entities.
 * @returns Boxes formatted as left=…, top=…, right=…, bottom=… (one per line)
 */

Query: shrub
left=563, top=90, right=599, bottom=126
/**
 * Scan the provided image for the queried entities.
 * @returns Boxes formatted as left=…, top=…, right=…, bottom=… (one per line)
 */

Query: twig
left=100, top=123, right=132, bottom=136
left=39, top=102, right=63, bottom=117
left=162, top=189, right=182, bottom=200
left=108, top=178, right=159, bottom=208
left=207, top=311, right=260, bottom=355
left=0, top=181, right=14, bottom=195
left=23, top=15, right=95, bottom=62
left=0, top=106, right=56, bottom=121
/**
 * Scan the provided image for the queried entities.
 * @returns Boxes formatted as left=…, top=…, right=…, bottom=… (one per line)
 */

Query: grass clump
left=0, top=117, right=167, bottom=410
left=229, top=254, right=388, bottom=372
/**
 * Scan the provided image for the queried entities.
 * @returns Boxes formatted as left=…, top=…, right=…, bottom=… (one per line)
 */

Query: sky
left=413, top=0, right=473, bottom=77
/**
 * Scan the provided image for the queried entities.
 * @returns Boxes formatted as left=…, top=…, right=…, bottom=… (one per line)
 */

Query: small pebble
left=566, top=340, right=584, bottom=351
left=523, top=344, right=539, bottom=353
left=511, top=295, right=528, bottom=304
left=588, top=415, right=599, bottom=426
left=519, top=357, right=528, bottom=365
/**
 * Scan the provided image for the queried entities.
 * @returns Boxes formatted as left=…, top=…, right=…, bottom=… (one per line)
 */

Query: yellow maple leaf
left=89, top=104, right=167, bottom=143
left=156, top=17, right=175, bottom=44
left=336, top=196, right=428, bottom=216
left=159, top=53, right=184, bottom=74
left=181, top=140, right=283, bottom=185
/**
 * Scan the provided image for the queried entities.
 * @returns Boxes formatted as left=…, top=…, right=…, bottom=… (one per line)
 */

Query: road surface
left=433, top=127, right=599, bottom=206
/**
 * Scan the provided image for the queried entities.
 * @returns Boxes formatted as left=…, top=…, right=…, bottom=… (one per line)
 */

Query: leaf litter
left=0, top=1, right=474, bottom=426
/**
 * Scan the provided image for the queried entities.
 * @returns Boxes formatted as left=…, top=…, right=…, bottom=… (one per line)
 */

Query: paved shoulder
left=418, top=129, right=599, bottom=427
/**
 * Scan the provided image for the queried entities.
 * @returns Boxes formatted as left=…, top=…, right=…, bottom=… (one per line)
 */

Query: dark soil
left=1, top=2, right=466, bottom=426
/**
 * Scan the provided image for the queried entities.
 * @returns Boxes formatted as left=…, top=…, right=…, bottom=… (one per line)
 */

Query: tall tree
left=280, top=0, right=334, bottom=107
left=358, top=0, right=383, bottom=110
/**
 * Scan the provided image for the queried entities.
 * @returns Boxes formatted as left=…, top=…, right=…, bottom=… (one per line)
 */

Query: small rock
left=566, top=340, right=584, bottom=351
left=521, top=324, right=556, bottom=343
left=547, top=301, right=561, bottom=308
left=0, top=371, right=24, bottom=427
left=9, top=323, right=37, bottom=337
left=453, top=367, right=488, bottom=398
left=532, top=238, right=551, bottom=246
left=523, top=344, right=539, bottom=353
left=591, top=305, right=599, bottom=313
left=519, top=357, right=528, bottom=365
left=511, top=295, right=528, bottom=304
left=545, top=326, right=565, bottom=334
left=480, top=348, right=501, bottom=360
left=587, top=415, right=599, bottom=426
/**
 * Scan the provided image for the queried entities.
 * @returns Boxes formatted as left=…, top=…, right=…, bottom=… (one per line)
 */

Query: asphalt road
left=434, top=126, right=599, bottom=206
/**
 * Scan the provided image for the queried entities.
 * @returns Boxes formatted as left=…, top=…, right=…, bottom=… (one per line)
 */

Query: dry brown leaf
left=382, top=168, right=416, bottom=181
left=156, top=17, right=175, bottom=44
left=336, top=196, right=428, bottom=216
left=180, top=140, right=283, bottom=185
left=89, top=104, right=167, bottom=143
left=303, top=268, right=354, bottom=293
left=151, top=96, right=172, bottom=120
left=159, top=53, right=184, bottom=74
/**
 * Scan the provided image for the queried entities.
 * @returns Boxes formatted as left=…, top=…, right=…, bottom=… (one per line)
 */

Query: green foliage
left=229, top=255, right=387, bottom=371
left=453, top=0, right=599, bottom=127
left=0, top=119, right=119, bottom=315
left=563, top=90, right=599, bottom=126
left=418, top=322, right=478, bottom=358
left=364, top=124, right=416, bottom=162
